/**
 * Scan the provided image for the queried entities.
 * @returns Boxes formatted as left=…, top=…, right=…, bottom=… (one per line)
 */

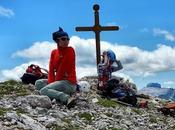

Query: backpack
left=98, top=77, right=122, bottom=97
left=103, top=77, right=138, bottom=106
left=21, top=64, right=48, bottom=84
left=158, top=103, right=175, bottom=117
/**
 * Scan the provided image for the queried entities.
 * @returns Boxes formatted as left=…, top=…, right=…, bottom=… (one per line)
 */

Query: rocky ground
left=0, top=76, right=175, bottom=130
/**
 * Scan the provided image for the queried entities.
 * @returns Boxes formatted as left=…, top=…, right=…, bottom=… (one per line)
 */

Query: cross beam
left=75, top=4, right=119, bottom=67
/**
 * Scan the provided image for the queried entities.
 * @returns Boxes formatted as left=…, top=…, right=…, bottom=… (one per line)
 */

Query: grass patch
left=109, top=128, right=123, bottom=130
left=105, top=112, right=113, bottom=117
left=0, top=80, right=28, bottom=97
left=0, top=107, right=11, bottom=116
left=161, top=117, right=168, bottom=124
left=54, top=126, right=62, bottom=130
left=15, top=107, right=28, bottom=115
left=148, top=102, right=157, bottom=110
left=132, top=108, right=143, bottom=115
left=78, top=112, right=93, bottom=123
left=61, top=118, right=82, bottom=130
left=98, top=98, right=118, bottom=108
left=62, top=118, right=71, bottom=124
left=171, top=125, right=175, bottom=129
left=0, top=107, right=28, bottom=118
left=54, top=124, right=81, bottom=130
left=65, top=125, right=80, bottom=130
left=3, top=80, right=20, bottom=86
left=149, top=115, right=157, bottom=123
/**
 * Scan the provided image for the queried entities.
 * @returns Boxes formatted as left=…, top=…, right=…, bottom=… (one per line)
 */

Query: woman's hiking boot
left=67, top=97, right=76, bottom=109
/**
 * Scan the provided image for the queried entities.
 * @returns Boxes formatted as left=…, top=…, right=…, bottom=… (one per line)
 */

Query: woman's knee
left=35, top=79, right=48, bottom=90
left=40, top=87, right=48, bottom=95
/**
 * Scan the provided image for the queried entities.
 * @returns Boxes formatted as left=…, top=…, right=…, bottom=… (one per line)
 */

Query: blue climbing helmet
left=106, top=50, right=116, bottom=62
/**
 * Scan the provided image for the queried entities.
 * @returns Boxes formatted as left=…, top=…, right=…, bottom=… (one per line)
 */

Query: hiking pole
left=111, top=99, right=133, bottom=107
left=40, top=68, right=49, bottom=73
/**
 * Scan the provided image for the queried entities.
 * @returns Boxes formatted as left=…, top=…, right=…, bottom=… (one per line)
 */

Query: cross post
left=75, top=4, right=119, bottom=68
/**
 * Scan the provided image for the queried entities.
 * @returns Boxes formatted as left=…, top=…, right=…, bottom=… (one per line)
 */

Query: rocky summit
left=0, top=77, right=175, bottom=130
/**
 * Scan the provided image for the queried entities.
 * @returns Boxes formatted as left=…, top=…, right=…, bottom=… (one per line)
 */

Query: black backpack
left=105, top=77, right=137, bottom=106
left=21, top=64, right=48, bottom=85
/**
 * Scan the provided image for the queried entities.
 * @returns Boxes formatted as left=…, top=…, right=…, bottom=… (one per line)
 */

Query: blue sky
left=0, top=0, right=175, bottom=89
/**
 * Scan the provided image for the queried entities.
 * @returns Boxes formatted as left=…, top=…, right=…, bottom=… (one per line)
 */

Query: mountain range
left=138, top=86, right=175, bottom=101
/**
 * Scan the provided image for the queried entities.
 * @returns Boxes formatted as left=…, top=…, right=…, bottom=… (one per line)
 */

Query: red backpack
left=26, top=64, right=44, bottom=78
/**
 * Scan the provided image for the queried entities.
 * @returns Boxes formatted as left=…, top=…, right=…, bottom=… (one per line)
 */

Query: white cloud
left=153, top=28, right=175, bottom=41
left=1, top=36, right=175, bottom=82
left=12, top=41, right=56, bottom=59
left=164, top=81, right=175, bottom=85
left=0, top=61, right=49, bottom=82
left=0, top=6, right=14, bottom=18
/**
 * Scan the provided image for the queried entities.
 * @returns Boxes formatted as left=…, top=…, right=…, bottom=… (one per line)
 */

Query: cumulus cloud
left=122, top=44, right=175, bottom=76
left=0, top=6, right=14, bottom=18
left=71, top=36, right=175, bottom=77
left=153, top=28, right=175, bottom=41
left=1, top=36, right=175, bottom=82
left=0, top=61, right=49, bottom=81
left=12, top=41, right=56, bottom=59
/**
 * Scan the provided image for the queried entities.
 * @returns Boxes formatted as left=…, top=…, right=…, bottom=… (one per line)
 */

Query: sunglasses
left=56, top=37, right=70, bottom=42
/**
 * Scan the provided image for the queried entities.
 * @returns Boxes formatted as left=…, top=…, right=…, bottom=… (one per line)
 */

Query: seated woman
left=35, top=27, right=77, bottom=108
left=98, top=49, right=123, bottom=90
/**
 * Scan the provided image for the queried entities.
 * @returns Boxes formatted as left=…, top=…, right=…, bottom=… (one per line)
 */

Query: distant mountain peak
left=146, top=82, right=161, bottom=88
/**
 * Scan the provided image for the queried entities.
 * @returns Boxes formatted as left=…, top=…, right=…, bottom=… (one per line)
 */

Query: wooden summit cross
left=75, top=4, right=119, bottom=67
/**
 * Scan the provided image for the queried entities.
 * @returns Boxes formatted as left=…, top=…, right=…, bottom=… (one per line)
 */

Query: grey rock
left=1, top=77, right=175, bottom=130
left=26, top=95, right=52, bottom=109
left=20, top=114, right=46, bottom=130
left=6, top=111, right=19, bottom=120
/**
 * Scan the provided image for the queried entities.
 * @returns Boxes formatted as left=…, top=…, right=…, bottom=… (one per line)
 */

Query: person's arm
left=48, top=50, right=56, bottom=83
left=115, top=60, right=123, bottom=71
left=56, top=48, right=75, bottom=80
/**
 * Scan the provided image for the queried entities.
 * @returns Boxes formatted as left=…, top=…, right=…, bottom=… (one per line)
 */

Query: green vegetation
left=78, top=112, right=93, bottom=123
left=60, top=118, right=82, bottom=130
left=98, top=98, right=119, bottom=108
left=149, top=115, right=157, bottom=123
left=54, top=126, right=62, bottom=130
left=161, top=117, right=168, bottom=124
left=109, top=128, right=123, bottom=130
left=0, top=80, right=28, bottom=97
left=147, top=102, right=157, bottom=110
left=62, top=118, right=71, bottom=124
left=0, top=107, right=11, bottom=116
left=3, top=80, right=20, bottom=86
left=132, top=108, right=143, bottom=115
left=53, top=124, right=81, bottom=130
left=64, top=125, right=80, bottom=130
left=171, top=125, right=175, bottom=129
left=15, top=107, right=28, bottom=115
left=105, top=112, right=113, bottom=117
left=0, top=107, right=28, bottom=117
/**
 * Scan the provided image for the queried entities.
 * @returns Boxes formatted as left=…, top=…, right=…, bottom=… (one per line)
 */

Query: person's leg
left=35, top=79, right=48, bottom=90
left=40, top=80, right=76, bottom=104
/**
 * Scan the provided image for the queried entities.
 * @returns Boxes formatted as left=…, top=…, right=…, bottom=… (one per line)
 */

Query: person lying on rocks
left=35, top=27, right=77, bottom=109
